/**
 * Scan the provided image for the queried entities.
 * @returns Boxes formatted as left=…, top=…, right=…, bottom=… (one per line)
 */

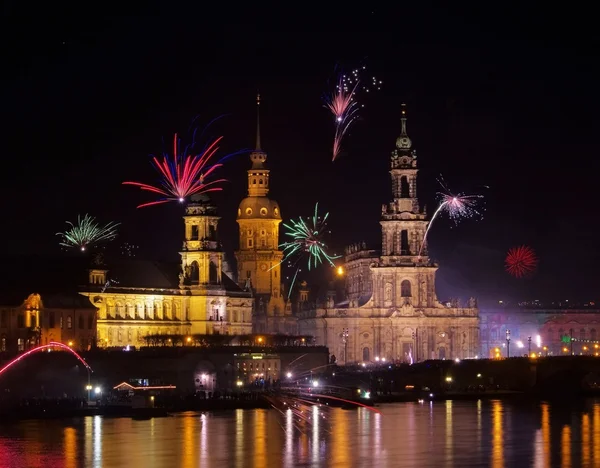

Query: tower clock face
left=260, top=263, right=268, bottom=271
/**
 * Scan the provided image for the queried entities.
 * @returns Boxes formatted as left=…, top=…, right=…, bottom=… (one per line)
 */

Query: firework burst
left=419, top=177, right=485, bottom=256
left=57, top=214, right=119, bottom=252
left=277, top=203, right=340, bottom=298
left=325, top=66, right=382, bottom=161
left=505, top=245, right=538, bottom=278
left=123, top=133, right=228, bottom=208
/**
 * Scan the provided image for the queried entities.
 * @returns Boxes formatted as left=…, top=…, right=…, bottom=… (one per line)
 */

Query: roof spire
left=400, top=103, right=408, bottom=136
left=255, top=93, right=261, bottom=151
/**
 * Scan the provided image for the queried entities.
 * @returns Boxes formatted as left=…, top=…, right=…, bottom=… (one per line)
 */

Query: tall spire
left=400, top=102, right=408, bottom=136
left=256, top=93, right=261, bottom=151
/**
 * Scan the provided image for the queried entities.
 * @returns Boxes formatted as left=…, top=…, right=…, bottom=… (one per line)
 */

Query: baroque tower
left=372, top=104, right=439, bottom=308
left=235, top=95, right=290, bottom=332
left=180, top=194, right=223, bottom=288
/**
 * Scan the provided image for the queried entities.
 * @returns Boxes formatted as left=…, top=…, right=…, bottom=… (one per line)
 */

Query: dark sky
left=3, top=5, right=599, bottom=306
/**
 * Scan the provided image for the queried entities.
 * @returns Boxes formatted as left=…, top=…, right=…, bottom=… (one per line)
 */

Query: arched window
left=126, top=303, right=133, bottom=318
left=67, top=316, right=72, bottom=329
left=362, top=347, right=370, bottom=362
left=400, top=176, right=410, bottom=198
left=191, top=225, right=199, bottom=240
left=154, top=302, right=159, bottom=318
left=190, top=261, right=200, bottom=284
left=164, top=303, right=170, bottom=320
left=116, top=303, right=124, bottom=318
left=401, top=280, right=412, bottom=297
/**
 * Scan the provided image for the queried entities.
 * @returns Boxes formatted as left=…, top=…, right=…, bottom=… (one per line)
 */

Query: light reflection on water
left=2, top=400, right=600, bottom=467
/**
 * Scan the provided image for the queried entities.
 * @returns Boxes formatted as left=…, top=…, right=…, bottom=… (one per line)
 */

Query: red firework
left=123, top=133, right=227, bottom=208
left=505, top=245, right=538, bottom=278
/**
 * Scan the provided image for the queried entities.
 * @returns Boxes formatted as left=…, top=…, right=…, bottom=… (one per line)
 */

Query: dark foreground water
left=0, top=399, right=599, bottom=467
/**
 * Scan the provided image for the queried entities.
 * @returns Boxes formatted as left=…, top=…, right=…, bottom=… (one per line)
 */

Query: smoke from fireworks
left=419, top=177, right=485, bottom=256
left=123, top=133, right=227, bottom=208
left=325, top=66, right=382, bottom=161
left=505, top=245, right=538, bottom=278
left=277, top=203, right=340, bottom=298
left=57, top=214, right=119, bottom=252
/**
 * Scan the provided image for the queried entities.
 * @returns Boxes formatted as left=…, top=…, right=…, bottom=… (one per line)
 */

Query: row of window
left=0, top=311, right=94, bottom=330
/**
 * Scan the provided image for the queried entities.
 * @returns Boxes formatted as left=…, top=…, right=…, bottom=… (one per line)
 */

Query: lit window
left=247, top=239, right=253, bottom=248
left=260, top=207, right=267, bottom=216
left=67, top=316, right=73, bottom=329
left=245, top=208, right=253, bottom=215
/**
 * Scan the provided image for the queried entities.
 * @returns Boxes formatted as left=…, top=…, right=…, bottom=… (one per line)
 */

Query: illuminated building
left=0, top=292, right=97, bottom=352
left=480, top=304, right=600, bottom=356
left=80, top=194, right=253, bottom=347
left=234, top=95, right=296, bottom=334
left=297, top=105, right=480, bottom=363
left=234, top=352, right=280, bottom=384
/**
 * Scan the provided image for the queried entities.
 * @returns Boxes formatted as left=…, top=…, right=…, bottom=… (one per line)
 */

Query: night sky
left=3, top=5, right=599, bottom=306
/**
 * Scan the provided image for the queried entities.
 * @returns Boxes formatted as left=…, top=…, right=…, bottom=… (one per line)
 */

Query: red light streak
left=307, top=393, right=381, bottom=414
left=0, top=341, right=92, bottom=378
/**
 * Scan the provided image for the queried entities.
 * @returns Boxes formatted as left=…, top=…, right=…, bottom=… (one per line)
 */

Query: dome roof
left=237, top=197, right=281, bottom=220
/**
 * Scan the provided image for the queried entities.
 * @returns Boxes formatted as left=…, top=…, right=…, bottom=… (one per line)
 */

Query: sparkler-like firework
left=277, top=203, right=340, bottom=298
left=57, top=214, right=119, bottom=252
left=325, top=66, right=382, bottom=161
left=123, top=133, right=227, bottom=208
left=505, top=245, right=538, bottom=278
left=419, top=177, right=485, bottom=256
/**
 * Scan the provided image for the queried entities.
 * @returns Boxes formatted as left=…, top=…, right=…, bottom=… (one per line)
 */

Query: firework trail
left=56, top=214, right=119, bottom=252
left=325, top=66, right=382, bottom=161
left=123, top=132, right=229, bottom=208
left=419, top=177, right=485, bottom=256
left=276, top=203, right=340, bottom=298
left=505, top=245, right=538, bottom=278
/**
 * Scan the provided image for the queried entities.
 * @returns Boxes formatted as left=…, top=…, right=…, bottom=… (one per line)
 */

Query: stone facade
left=79, top=195, right=253, bottom=348
left=234, top=96, right=296, bottom=334
left=298, top=104, right=479, bottom=363
left=480, top=305, right=600, bottom=357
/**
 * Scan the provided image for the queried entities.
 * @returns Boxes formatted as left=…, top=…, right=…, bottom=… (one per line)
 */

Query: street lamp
left=342, top=328, right=349, bottom=364
left=506, top=329, right=511, bottom=358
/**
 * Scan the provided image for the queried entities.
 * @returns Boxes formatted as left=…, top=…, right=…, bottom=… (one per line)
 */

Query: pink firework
left=324, top=67, right=382, bottom=161
left=326, top=78, right=358, bottom=161
left=419, top=177, right=485, bottom=256
left=123, top=133, right=227, bottom=208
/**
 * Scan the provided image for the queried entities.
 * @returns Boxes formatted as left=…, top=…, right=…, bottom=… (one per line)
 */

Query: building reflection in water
left=491, top=400, right=504, bottom=468
left=331, top=409, right=350, bottom=466
left=253, top=410, right=267, bottom=468
left=373, top=410, right=382, bottom=459
left=284, top=409, right=294, bottom=468
left=235, top=409, right=245, bottom=468
left=63, top=426, right=76, bottom=468
left=536, top=402, right=551, bottom=468
left=561, top=424, right=571, bottom=468
left=445, top=400, right=453, bottom=464
left=311, top=405, right=320, bottom=465
left=200, top=413, right=209, bottom=465
left=593, top=403, right=600, bottom=465
left=181, top=412, right=197, bottom=468
left=582, top=412, right=590, bottom=467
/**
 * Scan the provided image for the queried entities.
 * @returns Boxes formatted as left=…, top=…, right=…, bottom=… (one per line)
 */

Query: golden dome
left=237, top=197, right=281, bottom=220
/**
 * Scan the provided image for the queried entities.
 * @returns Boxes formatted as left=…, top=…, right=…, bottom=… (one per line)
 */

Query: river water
left=0, top=399, right=598, bottom=467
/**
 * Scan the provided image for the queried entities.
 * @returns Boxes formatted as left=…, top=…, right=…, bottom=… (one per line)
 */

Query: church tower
left=180, top=194, right=223, bottom=288
left=373, top=104, right=440, bottom=308
left=235, top=95, right=287, bottom=328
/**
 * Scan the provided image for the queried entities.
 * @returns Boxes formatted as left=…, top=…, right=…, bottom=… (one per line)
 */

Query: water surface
left=0, top=399, right=597, bottom=467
